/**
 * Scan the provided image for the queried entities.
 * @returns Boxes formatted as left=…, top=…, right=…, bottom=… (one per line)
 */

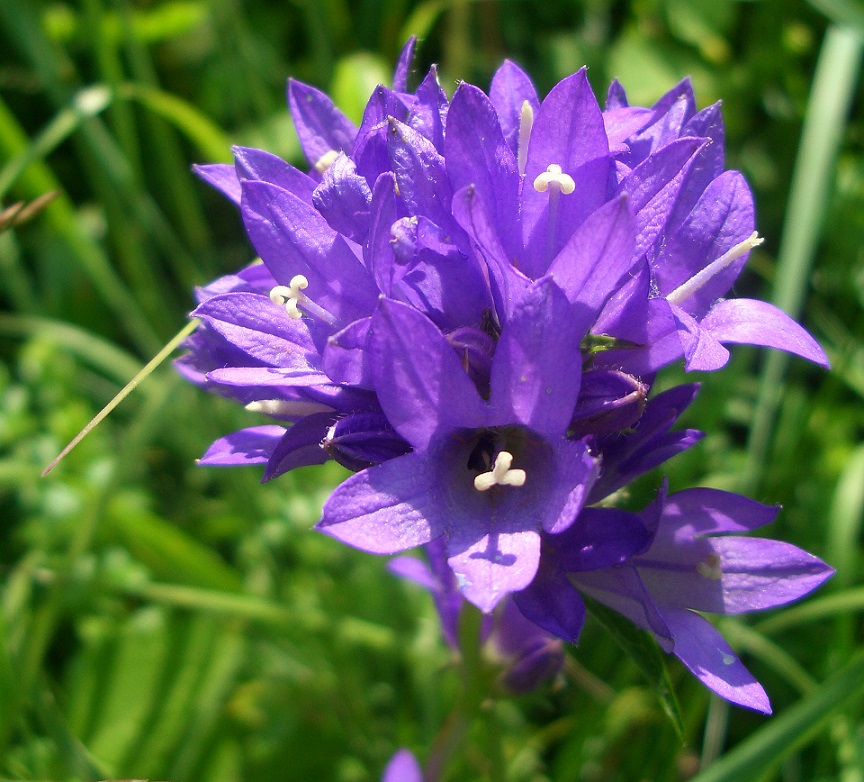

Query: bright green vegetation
left=1, top=1, right=863, bottom=779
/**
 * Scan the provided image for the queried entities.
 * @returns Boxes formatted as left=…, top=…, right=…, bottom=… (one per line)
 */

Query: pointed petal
left=311, top=153, right=372, bottom=243
left=192, top=292, right=318, bottom=367
left=241, top=181, right=378, bottom=321
left=514, top=570, right=586, bottom=643
left=664, top=608, right=771, bottom=713
left=603, top=107, right=653, bottom=151
left=387, top=555, right=436, bottom=591
left=206, top=366, right=331, bottom=388
left=390, top=216, right=491, bottom=329
left=317, top=452, right=446, bottom=554
left=641, top=534, right=834, bottom=615
left=489, top=278, right=585, bottom=439
left=672, top=303, right=731, bottom=372
left=445, top=82, right=519, bottom=251
left=701, top=298, right=830, bottom=368
left=653, top=171, right=754, bottom=313
left=263, top=413, right=333, bottom=481
left=447, top=526, right=541, bottom=613
left=323, top=411, right=411, bottom=471
left=287, top=79, right=357, bottom=170
left=541, top=439, right=599, bottom=534
left=323, top=316, right=373, bottom=387
left=661, top=488, right=780, bottom=536
left=489, top=59, right=540, bottom=160
left=370, top=299, right=485, bottom=449
left=451, top=184, right=529, bottom=322
left=387, top=118, right=453, bottom=229
left=571, top=565, right=673, bottom=649
left=412, top=66, right=448, bottom=149
left=233, top=146, right=316, bottom=200
left=392, top=37, right=417, bottom=92
left=521, top=69, right=611, bottom=276
left=548, top=195, right=637, bottom=314
left=550, top=507, right=652, bottom=571
left=199, top=426, right=285, bottom=465
left=619, top=137, right=706, bottom=260
left=605, top=79, right=628, bottom=110
left=382, top=749, right=423, bottom=782
left=193, top=163, right=240, bottom=203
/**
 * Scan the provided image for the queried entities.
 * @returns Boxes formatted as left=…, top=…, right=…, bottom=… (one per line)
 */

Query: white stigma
left=517, top=100, right=534, bottom=177
left=667, top=231, right=764, bottom=306
left=473, top=451, right=526, bottom=492
left=696, top=553, right=723, bottom=581
left=532, top=164, right=576, bottom=195
left=314, top=149, right=340, bottom=174
left=270, top=274, right=309, bottom=320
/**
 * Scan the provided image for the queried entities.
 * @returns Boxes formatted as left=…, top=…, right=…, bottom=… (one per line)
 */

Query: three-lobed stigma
left=474, top=450, right=527, bottom=491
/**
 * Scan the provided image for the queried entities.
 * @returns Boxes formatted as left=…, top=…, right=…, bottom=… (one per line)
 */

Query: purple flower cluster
left=179, top=40, right=832, bottom=713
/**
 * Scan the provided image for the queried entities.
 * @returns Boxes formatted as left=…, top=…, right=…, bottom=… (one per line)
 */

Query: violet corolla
left=516, top=483, right=833, bottom=713
left=178, top=40, right=832, bottom=710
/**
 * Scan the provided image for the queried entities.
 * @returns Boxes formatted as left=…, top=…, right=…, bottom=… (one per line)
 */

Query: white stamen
left=473, top=450, right=526, bottom=492
left=667, top=231, right=764, bottom=306
left=270, top=274, right=309, bottom=320
left=314, top=149, right=340, bottom=174
left=246, top=399, right=334, bottom=417
left=517, top=100, right=534, bottom=177
left=696, top=553, right=723, bottom=581
left=532, top=164, right=576, bottom=195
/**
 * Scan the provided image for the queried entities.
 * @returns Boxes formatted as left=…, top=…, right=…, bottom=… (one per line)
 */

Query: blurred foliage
left=1, top=0, right=863, bottom=780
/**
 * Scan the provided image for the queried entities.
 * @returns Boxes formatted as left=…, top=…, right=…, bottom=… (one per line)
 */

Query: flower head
left=179, top=42, right=832, bottom=709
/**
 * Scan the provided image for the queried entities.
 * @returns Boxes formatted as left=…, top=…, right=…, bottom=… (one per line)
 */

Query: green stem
left=424, top=604, right=492, bottom=782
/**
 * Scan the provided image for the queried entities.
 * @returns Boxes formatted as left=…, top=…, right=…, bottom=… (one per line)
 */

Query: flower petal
left=514, top=570, right=586, bottom=644
left=241, top=181, right=378, bottom=322
left=386, top=118, right=454, bottom=230
left=521, top=69, right=611, bottom=276
left=653, top=171, right=754, bottom=314
left=548, top=195, right=637, bottom=315
left=445, top=82, right=519, bottom=252
left=287, top=79, right=357, bottom=170
left=619, top=137, right=706, bottom=261
left=488, top=277, right=586, bottom=439
left=317, top=452, right=447, bottom=554
left=382, top=749, right=423, bottom=782
left=489, top=59, right=540, bottom=161
left=192, top=292, right=318, bottom=368
left=663, top=608, right=771, bottom=714
left=312, top=153, right=372, bottom=243
left=447, top=526, right=541, bottom=613
left=263, top=413, right=334, bottom=481
left=660, top=488, right=780, bottom=537
left=199, top=426, right=285, bottom=465
left=370, top=298, right=485, bottom=449
left=392, top=37, right=417, bottom=93
left=701, top=298, right=830, bottom=368
left=233, top=146, right=316, bottom=200
left=193, top=163, right=240, bottom=204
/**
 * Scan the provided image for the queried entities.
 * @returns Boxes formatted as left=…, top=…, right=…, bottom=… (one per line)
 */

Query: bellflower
left=382, top=749, right=422, bottom=782
left=178, top=40, right=833, bottom=699
left=516, top=483, right=833, bottom=713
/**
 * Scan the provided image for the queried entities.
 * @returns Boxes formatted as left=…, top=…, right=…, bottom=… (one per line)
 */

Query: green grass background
left=1, top=1, right=863, bottom=779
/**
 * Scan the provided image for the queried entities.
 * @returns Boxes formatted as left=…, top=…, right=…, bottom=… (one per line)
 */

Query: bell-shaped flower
left=518, top=483, right=834, bottom=713
left=318, top=280, right=599, bottom=612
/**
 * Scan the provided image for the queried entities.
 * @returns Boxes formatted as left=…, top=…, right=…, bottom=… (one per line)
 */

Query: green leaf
left=584, top=596, right=685, bottom=740
left=690, top=651, right=864, bottom=782
left=330, top=52, right=391, bottom=124
left=118, top=83, right=233, bottom=163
